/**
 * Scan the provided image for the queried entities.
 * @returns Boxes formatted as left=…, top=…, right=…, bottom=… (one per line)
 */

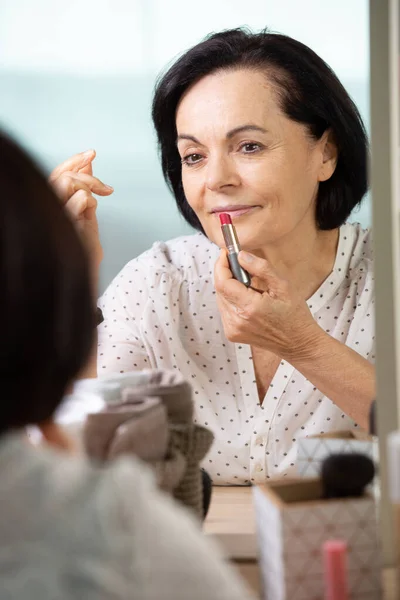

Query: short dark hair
left=152, top=28, right=368, bottom=232
left=0, top=131, right=94, bottom=435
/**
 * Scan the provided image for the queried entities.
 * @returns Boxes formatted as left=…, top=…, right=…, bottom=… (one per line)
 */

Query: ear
left=317, top=129, right=338, bottom=182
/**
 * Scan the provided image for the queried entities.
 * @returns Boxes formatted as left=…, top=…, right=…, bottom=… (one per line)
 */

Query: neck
left=253, top=219, right=340, bottom=299
left=37, top=421, right=77, bottom=453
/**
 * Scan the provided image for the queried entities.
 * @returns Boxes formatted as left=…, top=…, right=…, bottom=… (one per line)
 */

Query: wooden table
left=204, top=486, right=398, bottom=599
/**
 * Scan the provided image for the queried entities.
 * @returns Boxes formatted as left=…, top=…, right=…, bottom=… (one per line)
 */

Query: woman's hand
left=49, top=150, right=113, bottom=276
left=214, top=249, right=320, bottom=360
left=215, top=249, right=375, bottom=429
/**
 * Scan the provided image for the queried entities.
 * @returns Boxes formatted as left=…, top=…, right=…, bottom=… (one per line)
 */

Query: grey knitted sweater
left=0, top=432, right=254, bottom=600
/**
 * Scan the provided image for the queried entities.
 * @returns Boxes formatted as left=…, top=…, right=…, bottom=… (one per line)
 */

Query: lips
left=211, top=205, right=259, bottom=219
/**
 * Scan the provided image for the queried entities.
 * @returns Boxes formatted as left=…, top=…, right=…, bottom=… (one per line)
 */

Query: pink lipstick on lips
left=219, top=213, right=251, bottom=287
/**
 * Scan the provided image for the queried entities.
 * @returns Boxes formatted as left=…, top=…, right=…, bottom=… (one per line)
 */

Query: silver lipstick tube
left=221, top=223, right=251, bottom=287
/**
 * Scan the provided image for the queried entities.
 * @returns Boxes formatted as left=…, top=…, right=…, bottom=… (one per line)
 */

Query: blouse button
left=255, top=463, right=262, bottom=473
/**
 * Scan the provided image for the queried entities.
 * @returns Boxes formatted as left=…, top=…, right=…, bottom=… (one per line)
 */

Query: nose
left=205, top=154, right=240, bottom=192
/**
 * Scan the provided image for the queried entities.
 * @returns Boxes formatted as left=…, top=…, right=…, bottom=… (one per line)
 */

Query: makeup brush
left=321, top=453, right=375, bottom=499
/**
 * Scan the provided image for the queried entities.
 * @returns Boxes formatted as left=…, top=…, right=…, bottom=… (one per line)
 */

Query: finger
left=67, top=172, right=113, bottom=196
left=239, top=251, right=287, bottom=298
left=79, top=162, right=93, bottom=176
left=238, top=251, right=279, bottom=281
left=53, top=173, right=91, bottom=205
left=49, top=149, right=96, bottom=182
left=214, top=249, right=233, bottom=285
left=215, top=265, right=253, bottom=307
left=215, top=249, right=259, bottom=302
left=53, top=172, right=112, bottom=204
left=218, top=278, right=255, bottom=306
left=66, top=188, right=98, bottom=220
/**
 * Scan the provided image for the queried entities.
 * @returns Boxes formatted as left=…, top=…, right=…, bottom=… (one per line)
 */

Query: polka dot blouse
left=98, top=222, right=374, bottom=485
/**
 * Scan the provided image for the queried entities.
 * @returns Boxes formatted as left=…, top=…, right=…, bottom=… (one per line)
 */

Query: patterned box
left=253, top=479, right=381, bottom=600
left=296, top=430, right=377, bottom=478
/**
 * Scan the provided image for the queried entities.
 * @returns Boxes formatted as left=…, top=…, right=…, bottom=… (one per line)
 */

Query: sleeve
left=346, top=265, right=375, bottom=364
left=97, top=258, right=152, bottom=375
left=109, top=460, right=256, bottom=600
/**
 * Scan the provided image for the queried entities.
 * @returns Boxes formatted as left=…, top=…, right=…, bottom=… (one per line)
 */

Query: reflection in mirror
left=4, top=0, right=398, bottom=598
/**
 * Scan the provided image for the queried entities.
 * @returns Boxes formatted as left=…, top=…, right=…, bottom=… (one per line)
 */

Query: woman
left=53, top=28, right=374, bottom=485
left=0, top=131, right=253, bottom=600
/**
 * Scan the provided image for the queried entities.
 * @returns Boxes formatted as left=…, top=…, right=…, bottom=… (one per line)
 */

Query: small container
left=296, top=430, right=378, bottom=479
left=253, top=477, right=381, bottom=600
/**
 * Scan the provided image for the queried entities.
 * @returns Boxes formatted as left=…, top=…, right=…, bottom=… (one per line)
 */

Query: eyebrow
left=176, top=124, right=268, bottom=145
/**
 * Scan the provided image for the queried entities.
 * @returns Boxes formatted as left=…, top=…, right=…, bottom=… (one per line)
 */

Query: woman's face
left=176, top=68, right=337, bottom=251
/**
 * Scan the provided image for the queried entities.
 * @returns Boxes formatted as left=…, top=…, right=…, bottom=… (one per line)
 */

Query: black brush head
left=321, top=453, right=375, bottom=499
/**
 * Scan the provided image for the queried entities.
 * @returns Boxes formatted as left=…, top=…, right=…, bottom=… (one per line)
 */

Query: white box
left=296, top=430, right=377, bottom=478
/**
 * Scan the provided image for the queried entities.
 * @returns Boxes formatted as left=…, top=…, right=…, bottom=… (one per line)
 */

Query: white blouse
left=98, top=222, right=374, bottom=485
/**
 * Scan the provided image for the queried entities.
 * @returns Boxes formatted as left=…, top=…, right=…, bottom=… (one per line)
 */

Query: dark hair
left=152, top=28, right=368, bottom=232
left=0, top=131, right=94, bottom=435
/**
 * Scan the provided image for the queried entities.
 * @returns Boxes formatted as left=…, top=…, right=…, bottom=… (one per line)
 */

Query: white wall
left=0, top=0, right=370, bottom=291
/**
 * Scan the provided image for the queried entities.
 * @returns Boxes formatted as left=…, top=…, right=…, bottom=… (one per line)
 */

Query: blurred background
left=0, top=0, right=370, bottom=293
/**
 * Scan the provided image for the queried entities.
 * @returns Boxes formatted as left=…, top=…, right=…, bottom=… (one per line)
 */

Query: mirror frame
left=370, top=0, right=400, bottom=565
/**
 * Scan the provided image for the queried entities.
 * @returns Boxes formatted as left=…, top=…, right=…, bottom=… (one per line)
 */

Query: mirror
left=3, top=0, right=396, bottom=596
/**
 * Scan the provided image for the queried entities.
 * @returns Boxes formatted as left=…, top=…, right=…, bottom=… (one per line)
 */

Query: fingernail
left=83, top=149, right=94, bottom=157
left=240, top=251, right=254, bottom=263
left=105, top=184, right=114, bottom=191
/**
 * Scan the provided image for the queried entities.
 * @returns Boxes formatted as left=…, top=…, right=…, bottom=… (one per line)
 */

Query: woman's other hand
left=49, top=150, right=113, bottom=276
left=214, top=249, right=321, bottom=361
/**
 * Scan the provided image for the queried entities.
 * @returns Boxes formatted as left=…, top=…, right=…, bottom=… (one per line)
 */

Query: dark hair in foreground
left=152, top=28, right=368, bottom=232
left=0, top=131, right=94, bottom=435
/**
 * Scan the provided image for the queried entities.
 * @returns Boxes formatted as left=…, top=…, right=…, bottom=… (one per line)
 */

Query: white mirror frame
left=370, top=0, right=400, bottom=565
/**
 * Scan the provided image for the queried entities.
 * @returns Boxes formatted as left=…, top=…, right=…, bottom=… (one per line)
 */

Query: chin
left=234, top=226, right=271, bottom=251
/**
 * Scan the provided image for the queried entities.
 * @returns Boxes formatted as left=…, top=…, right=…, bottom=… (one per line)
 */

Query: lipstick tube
left=219, top=213, right=251, bottom=287
left=322, top=540, right=349, bottom=600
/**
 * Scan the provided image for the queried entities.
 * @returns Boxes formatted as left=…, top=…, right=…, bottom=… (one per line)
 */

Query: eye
left=182, top=153, right=204, bottom=166
left=239, top=142, right=263, bottom=153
